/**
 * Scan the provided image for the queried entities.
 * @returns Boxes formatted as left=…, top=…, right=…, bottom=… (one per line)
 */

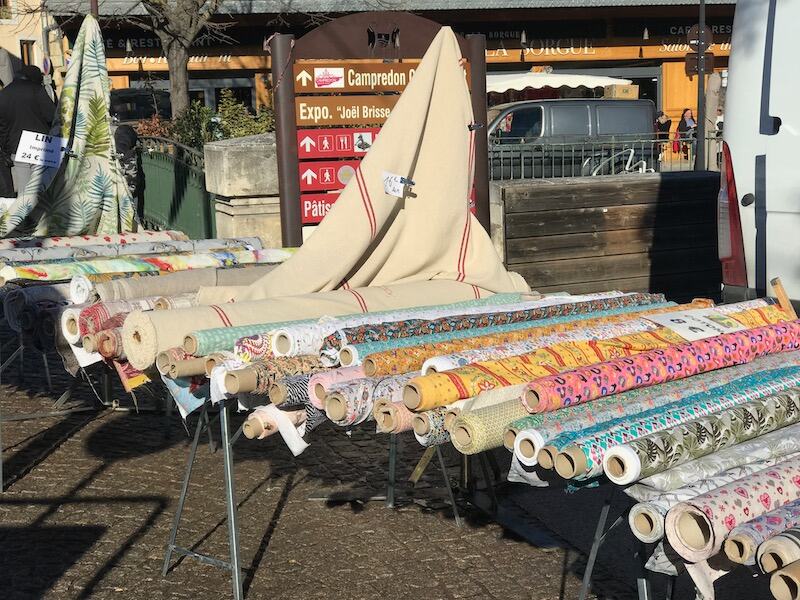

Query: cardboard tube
left=375, top=403, right=394, bottom=432
left=82, top=334, right=99, bottom=354
left=204, top=356, right=221, bottom=377
left=443, top=408, right=460, bottom=431
left=605, top=454, right=627, bottom=479
left=65, top=314, right=79, bottom=336
left=453, top=424, right=472, bottom=448
left=325, top=392, right=347, bottom=422
left=676, top=511, right=713, bottom=551
left=313, top=382, right=328, bottom=402
left=724, top=535, right=754, bottom=564
left=554, top=447, right=587, bottom=479
left=402, top=383, right=423, bottom=410
left=524, top=388, right=541, bottom=410
left=243, top=418, right=274, bottom=440
left=183, top=335, right=199, bottom=355
left=517, top=438, right=538, bottom=461
left=269, top=383, right=287, bottom=405
left=155, top=351, right=174, bottom=375
left=225, top=368, right=258, bottom=395
left=154, top=297, right=170, bottom=310
left=412, top=413, right=431, bottom=436
left=363, top=358, right=378, bottom=377
left=633, top=512, right=656, bottom=538
left=538, top=446, right=558, bottom=470
left=169, top=358, right=208, bottom=379
left=274, top=333, right=291, bottom=355
left=762, top=551, right=790, bottom=575
left=338, top=347, right=355, bottom=367
left=771, top=561, right=800, bottom=600
left=503, top=427, right=518, bottom=451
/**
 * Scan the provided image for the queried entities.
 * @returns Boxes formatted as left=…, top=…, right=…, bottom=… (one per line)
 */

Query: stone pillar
left=204, top=133, right=283, bottom=247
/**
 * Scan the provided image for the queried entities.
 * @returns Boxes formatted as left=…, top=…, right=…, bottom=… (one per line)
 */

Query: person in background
left=655, top=111, right=672, bottom=140
left=0, top=64, right=57, bottom=196
left=675, top=107, right=697, bottom=160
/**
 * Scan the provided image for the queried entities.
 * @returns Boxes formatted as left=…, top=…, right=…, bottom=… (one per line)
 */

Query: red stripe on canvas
left=355, top=166, right=376, bottom=239
left=210, top=305, right=233, bottom=327
left=472, top=284, right=481, bottom=299
left=347, top=289, right=368, bottom=313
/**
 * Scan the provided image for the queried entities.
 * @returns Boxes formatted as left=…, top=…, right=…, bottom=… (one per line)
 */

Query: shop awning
left=487, top=72, right=632, bottom=94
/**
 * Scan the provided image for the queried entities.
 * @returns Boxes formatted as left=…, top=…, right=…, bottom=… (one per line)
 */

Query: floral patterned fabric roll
left=525, top=319, right=800, bottom=414
left=414, top=407, right=451, bottom=447
left=665, top=455, right=800, bottom=562
left=605, top=386, right=800, bottom=485
left=0, top=230, right=186, bottom=250
left=246, top=355, right=325, bottom=395
left=724, top=498, right=800, bottom=565
left=307, top=366, right=366, bottom=409
left=322, top=292, right=667, bottom=361
left=325, top=372, right=418, bottom=426
left=553, top=368, right=800, bottom=480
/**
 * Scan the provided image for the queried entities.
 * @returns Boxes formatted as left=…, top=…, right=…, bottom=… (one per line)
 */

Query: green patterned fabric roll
left=605, top=387, right=800, bottom=485
left=450, top=387, right=529, bottom=455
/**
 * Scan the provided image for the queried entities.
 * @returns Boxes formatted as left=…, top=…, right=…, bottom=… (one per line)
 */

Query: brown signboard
left=294, top=61, right=419, bottom=93
left=685, top=52, right=715, bottom=76
left=296, top=95, right=399, bottom=126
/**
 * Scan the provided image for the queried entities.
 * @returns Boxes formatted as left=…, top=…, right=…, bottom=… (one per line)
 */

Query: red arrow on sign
left=296, top=128, right=380, bottom=159
left=298, top=159, right=361, bottom=192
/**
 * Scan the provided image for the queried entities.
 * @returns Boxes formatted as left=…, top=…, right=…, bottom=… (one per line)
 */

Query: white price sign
left=645, top=308, right=746, bottom=341
left=382, top=171, right=413, bottom=199
left=14, top=130, right=66, bottom=168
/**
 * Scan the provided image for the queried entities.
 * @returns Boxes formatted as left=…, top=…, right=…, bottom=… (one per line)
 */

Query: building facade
left=0, top=0, right=67, bottom=88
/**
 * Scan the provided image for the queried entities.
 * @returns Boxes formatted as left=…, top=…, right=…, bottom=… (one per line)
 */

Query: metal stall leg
left=577, top=489, right=629, bottom=600
left=436, top=446, right=463, bottom=528
left=386, top=433, right=397, bottom=508
left=162, top=404, right=209, bottom=576
left=219, top=400, right=244, bottom=600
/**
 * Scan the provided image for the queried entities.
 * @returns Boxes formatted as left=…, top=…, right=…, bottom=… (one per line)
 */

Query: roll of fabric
left=325, top=372, right=418, bottom=426
left=413, top=407, right=451, bottom=447
left=405, top=328, right=689, bottom=412
left=0, top=237, right=263, bottom=263
left=187, top=316, right=312, bottom=357
left=60, top=302, right=93, bottom=344
left=154, top=293, right=196, bottom=310
left=771, top=559, right=800, bottom=600
left=243, top=406, right=306, bottom=442
left=122, top=280, right=498, bottom=370
left=70, top=271, right=165, bottom=304
left=161, top=372, right=208, bottom=418
left=270, top=373, right=313, bottom=408
left=327, top=292, right=666, bottom=366
left=80, top=263, right=282, bottom=304
left=449, top=388, right=530, bottom=455
left=665, top=455, right=800, bottom=562
left=3, top=283, right=71, bottom=331
left=0, top=231, right=186, bottom=250
left=605, top=387, right=800, bottom=486
left=724, top=498, right=800, bottom=565
left=373, top=400, right=415, bottom=434
left=77, top=297, right=158, bottom=337
left=511, top=352, right=800, bottom=466
left=0, top=248, right=283, bottom=284
left=97, top=327, right=125, bottom=360
left=155, top=346, right=192, bottom=376
left=758, top=528, right=800, bottom=574
left=345, top=302, right=679, bottom=370
left=524, top=320, right=800, bottom=414
left=307, top=366, right=366, bottom=409
left=224, top=355, right=324, bottom=396
left=626, top=454, right=798, bottom=544
left=551, top=367, right=800, bottom=480
left=630, top=423, right=800, bottom=498
left=273, top=292, right=526, bottom=359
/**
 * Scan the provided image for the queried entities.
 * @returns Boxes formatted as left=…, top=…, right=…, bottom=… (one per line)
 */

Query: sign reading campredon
left=298, top=159, right=361, bottom=192
left=297, top=127, right=380, bottom=159
left=296, top=96, right=399, bottom=127
left=294, top=62, right=418, bottom=93
left=15, top=130, right=66, bottom=168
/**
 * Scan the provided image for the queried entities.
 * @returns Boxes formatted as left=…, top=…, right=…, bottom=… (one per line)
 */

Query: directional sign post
left=298, top=159, right=361, bottom=192
left=294, top=61, right=419, bottom=93
left=297, top=127, right=380, bottom=159
left=301, top=192, right=341, bottom=224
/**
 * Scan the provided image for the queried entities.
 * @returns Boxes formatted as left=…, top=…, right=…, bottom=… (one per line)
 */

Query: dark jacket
left=0, top=78, right=57, bottom=158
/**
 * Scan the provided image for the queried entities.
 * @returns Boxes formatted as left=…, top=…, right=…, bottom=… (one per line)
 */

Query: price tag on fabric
left=382, top=171, right=411, bottom=198
left=14, top=130, right=66, bottom=168
left=644, top=308, right=746, bottom=341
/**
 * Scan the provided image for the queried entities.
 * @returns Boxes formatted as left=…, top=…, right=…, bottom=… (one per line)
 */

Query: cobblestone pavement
left=0, top=358, right=766, bottom=600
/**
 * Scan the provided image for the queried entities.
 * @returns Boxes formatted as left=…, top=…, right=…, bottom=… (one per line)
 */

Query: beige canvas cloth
left=197, top=27, right=528, bottom=305
left=123, top=280, right=496, bottom=370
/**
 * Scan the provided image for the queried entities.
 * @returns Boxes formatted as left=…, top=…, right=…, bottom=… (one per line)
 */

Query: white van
left=721, top=0, right=800, bottom=303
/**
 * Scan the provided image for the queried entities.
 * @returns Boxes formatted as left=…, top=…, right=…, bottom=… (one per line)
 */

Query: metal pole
left=90, top=0, right=99, bottom=17
left=220, top=400, right=244, bottom=600
left=466, top=34, right=491, bottom=233
left=695, top=0, right=707, bottom=170
left=385, top=433, right=397, bottom=508
left=270, top=34, right=303, bottom=247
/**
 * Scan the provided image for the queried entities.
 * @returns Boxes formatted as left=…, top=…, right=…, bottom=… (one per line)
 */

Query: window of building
left=0, top=0, right=11, bottom=20
left=20, top=40, right=35, bottom=65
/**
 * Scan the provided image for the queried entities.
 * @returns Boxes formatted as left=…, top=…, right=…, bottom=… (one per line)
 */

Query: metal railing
left=137, top=137, right=216, bottom=239
left=488, top=135, right=723, bottom=181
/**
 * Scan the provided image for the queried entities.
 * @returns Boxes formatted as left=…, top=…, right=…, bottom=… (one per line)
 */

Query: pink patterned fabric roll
left=666, top=455, right=800, bottom=562
left=524, top=321, right=800, bottom=413
left=307, top=366, right=366, bottom=409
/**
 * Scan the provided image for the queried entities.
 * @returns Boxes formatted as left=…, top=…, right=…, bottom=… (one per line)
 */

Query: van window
left=597, top=104, right=651, bottom=136
left=550, top=105, right=590, bottom=135
left=506, top=107, right=543, bottom=138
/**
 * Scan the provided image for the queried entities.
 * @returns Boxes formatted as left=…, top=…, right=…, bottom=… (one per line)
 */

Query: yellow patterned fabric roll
left=450, top=398, right=530, bottom=455
left=365, top=301, right=712, bottom=377
left=403, top=305, right=789, bottom=412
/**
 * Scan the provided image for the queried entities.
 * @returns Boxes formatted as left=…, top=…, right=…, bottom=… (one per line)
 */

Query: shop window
left=20, top=40, right=35, bottom=65
left=0, top=0, right=11, bottom=20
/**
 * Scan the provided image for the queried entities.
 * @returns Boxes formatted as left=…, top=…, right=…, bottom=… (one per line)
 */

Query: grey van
left=487, top=99, right=657, bottom=179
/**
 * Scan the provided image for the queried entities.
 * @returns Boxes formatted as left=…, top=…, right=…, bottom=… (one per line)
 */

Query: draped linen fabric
left=196, top=27, right=528, bottom=304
